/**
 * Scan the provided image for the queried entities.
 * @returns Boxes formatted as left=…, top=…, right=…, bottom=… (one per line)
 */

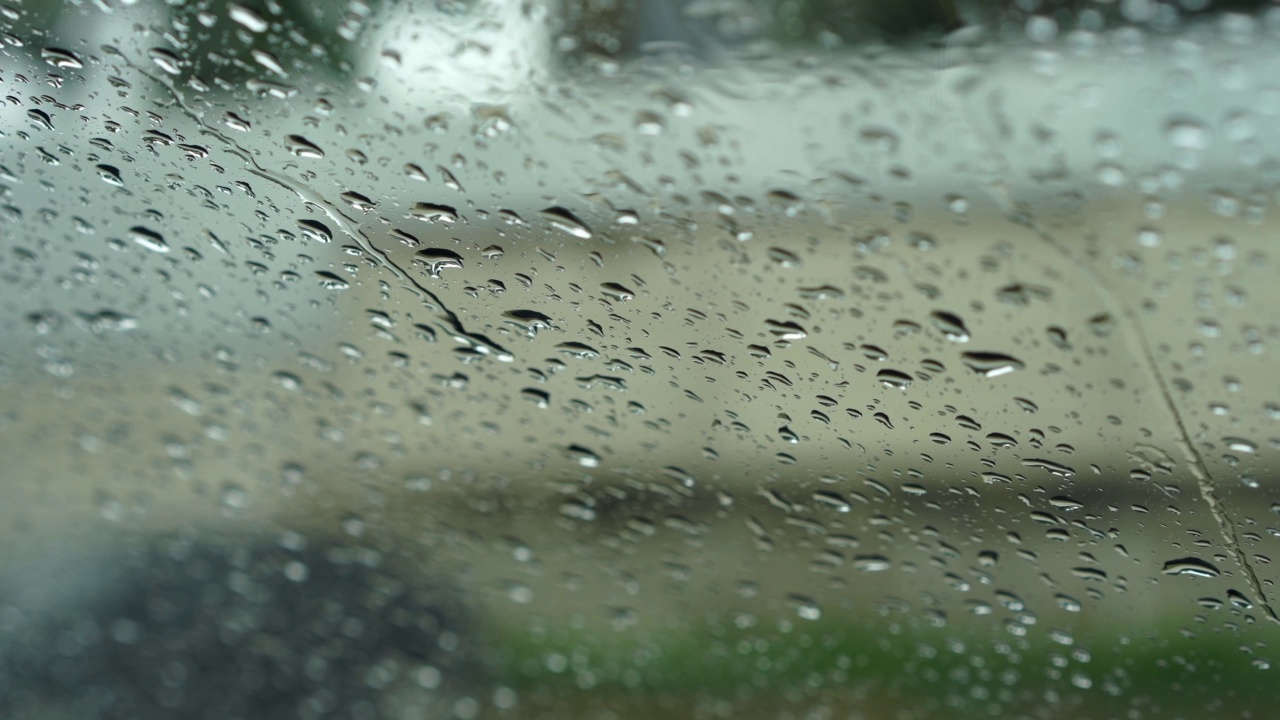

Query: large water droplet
left=148, top=47, right=182, bottom=75
left=410, top=203, right=460, bottom=224
left=285, top=135, right=324, bottom=158
left=540, top=207, right=592, bottom=239
left=129, top=226, right=169, bottom=253
left=228, top=2, right=269, bottom=31
left=599, top=282, right=635, bottom=301
left=41, top=47, right=84, bottom=69
left=1162, top=557, right=1221, bottom=578
left=876, top=368, right=913, bottom=390
left=961, top=351, right=1025, bottom=377
left=415, top=248, right=464, bottom=278
left=788, top=595, right=822, bottom=620
left=296, top=219, right=332, bottom=244
left=854, top=555, right=892, bottom=572
left=340, top=191, right=377, bottom=212
left=96, top=164, right=123, bottom=187
left=765, top=319, right=807, bottom=341
left=315, top=271, right=350, bottom=290
left=567, top=444, right=601, bottom=468
left=930, top=310, right=970, bottom=342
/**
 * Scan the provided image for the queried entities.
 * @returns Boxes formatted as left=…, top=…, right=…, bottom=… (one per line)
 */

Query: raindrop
left=27, top=109, right=53, bottom=131
left=556, top=341, right=599, bottom=359
left=285, top=135, right=324, bottom=158
left=129, top=226, right=169, bottom=253
left=409, top=202, right=460, bottom=224
left=340, top=191, right=377, bottom=212
left=1048, top=496, right=1084, bottom=511
left=228, top=3, right=269, bottom=32
left=223, top=112, right=251, bottom=132
left=1021, top=458, right=1076, bottom=478
left=765, top=319, right=807, bottom=340
left=41, top=47, right=84, bottom=69
left=812, top=490, right=851, bottom=512
left=930, top=310, right=970, bottom=342
left=788, top=595, right=822, bottom=621
left=600, top=282, right=635, bottom=301
left=767, top=247, right=802, bottom=268
left=634, top=110, right=665, bottom=135
left=539, top=207, right=592, bottom=239
left=505, top=309, right=554, bottom=335
left=1162, top=557, right=1221, bottom=578
left=521, top=388, right=550, bottom=408
left=1223, top=437, right=1258, bottom=454
left=854, top=555, right=893, bottom=572
left=876, top=368, right=913, bottom=390
left=1227, top=589, right=1253, bottom=609
left=296, top=219, right=332, bottom=244
left=148, top=47, right=182, bottom=75
left=96, top=164, right=123, bottom=187
left=251, top=49, right=287, bottom=77
left=315, top=271, right=350, bottom=290
left=1166, top=116, right=1210, bottom=150
left=961, top=351, right=1025, bottom=377
left=567, top=445, right=601, bottom=468
left=415, top=248, right=464, bottom=278
left=798, top=285, right=844, bottom=300
left=1070, top=567, right=1108, bottom=582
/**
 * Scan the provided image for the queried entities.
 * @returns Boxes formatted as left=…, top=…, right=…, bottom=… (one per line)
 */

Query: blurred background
left=3, top=0, right=1280, bottom=718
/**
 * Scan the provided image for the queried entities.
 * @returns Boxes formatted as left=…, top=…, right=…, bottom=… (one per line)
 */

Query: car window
left=3, top=1, right=1280, bottom=718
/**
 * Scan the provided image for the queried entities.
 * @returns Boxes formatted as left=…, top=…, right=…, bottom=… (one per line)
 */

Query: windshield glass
left=3, top=1, right=1279, bottom=718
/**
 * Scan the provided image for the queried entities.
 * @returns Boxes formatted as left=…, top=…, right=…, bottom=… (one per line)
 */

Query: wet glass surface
left=3, top=1, right=1280, bottom=718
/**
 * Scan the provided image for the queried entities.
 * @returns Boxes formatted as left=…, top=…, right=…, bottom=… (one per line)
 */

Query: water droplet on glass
left=228, top=2, right=269, bottom=31
left=96, top=164, right=123, bottom=187
left=876, top=368, right=913, bottom=390
left=285, top=134, right=324, bottom=158
left=812, top=490, right=851, bottom=512
left=1048, top=496, right=1084, bottom=511
left=567, top=444, right=601, bottom=468
left=296, top=219, right=332, bottom=244
left=1223, top=437, right=1258, bottom=454
left=1166, top=116, right=1210, bottom=150
left=930, top=310, right=970, bottom=342
left=1021, top=458, right=1076, bottom=478
left=27, top=109, right=53, bottom=131
left=148, top=47, right=182, bottom=75
left=41, top=47, right=84, bottom=69
left=765, top=319, right=806, bottom=341
left=599, top=282, right=635, bottom=301
left=961, top=351, right=1025, bottom=377
left=767, top=247, right=802, bottom=268
left=788, top=595, right=822, bottom=621
left=340, top=191, right=377, bottom=212
left=556, top=341, right=599, bottom=359
left=1162, top=557, right=1221, bottom=578
left=315, top=271, right=350, bottom=290
left=504, top=309, right=554, bottom=336
left=222, top=111, right=251, bottom=132
left=854, top=555, right=892, bottom=572
left=539, top=207, right=592, bottom=239
left=1226, top=588, right=1253, bottom=609
left=415, top=248, right=464, bottom=278
left=129, top=226, right=169, bottom=253
left=410, top=202, right=460, bottom=224
left=634, top=110, right=665, bottom=135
